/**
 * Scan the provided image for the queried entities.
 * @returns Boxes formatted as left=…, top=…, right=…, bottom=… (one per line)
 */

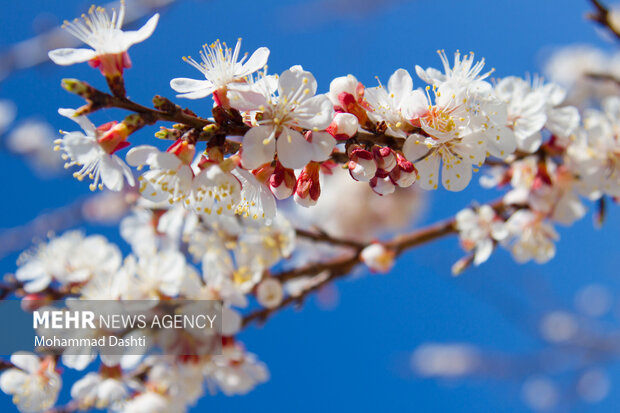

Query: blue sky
left=1, top=0, right=619, bottom=411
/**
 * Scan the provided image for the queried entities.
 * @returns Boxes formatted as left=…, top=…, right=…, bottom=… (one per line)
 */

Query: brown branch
left=295, top=227, right=366, bottom=249
left=587, top=0, right=620, bottom=41
left=243, top=199, right=507, bottom=328
left=586, top=71, right=620, bottom=86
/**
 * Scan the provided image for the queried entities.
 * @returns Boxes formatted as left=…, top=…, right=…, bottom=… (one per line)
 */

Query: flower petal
left=100, top=155, right=125, bottom=191
left=48, top=48, right=96, bottom=66
left=240, top=47, right=270, bottom=76
left=241, top=125, right=276, bottom=169
left=278, top=66, right=317, bottom=99
left=415, top=152, right=440, bottom=190
left=175, top=87, right=216, bottom=100
left=126, top=145, right=159, bottom=167
left=58, top=108, right=96, bottom=135
left=295, top=95, right=334, bottom=130
left=309, top=132, right=336, bottom=162
left=10, top=352, right=40, bottom=373
left=122, top=14, right=160, bottom=48
left=402, top=134, right=431, bottom=163
left=441, top=156, right=472, bottom=191
left=388, top=68, right=413, bottom=105
left=277, top=128, right=313, bottom=169
left=170, top=77, right=213, bottom=93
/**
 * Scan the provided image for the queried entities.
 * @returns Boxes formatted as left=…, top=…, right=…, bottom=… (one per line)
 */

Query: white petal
left=153, top=152, right=182, bottom=170
left=295, top=95, right=334, bottom=130
left=241, top=125, right=276, bottom=169
left=24, top=275, right=52, bottom=293
left=474, top=238, right=493, bottom=265
left=10, top=353, right=40, bottom=373
left=63, top=132, right=101, bottom=164
left=547, top=106, right=580, bottom=138
left=175, top=87, right=216, bottom=100
left=122, top=14, right=160, bottom=48
left=401, top=89, right=429, bottom=120
left=126, top=145, right=159, bottom=166
left=227, top=89, right=268, bottom=112
left=442, top=157, right=472, bottom=191
left=170, top=77, right=214, bottom=93
left=58, top=108, right=96, bottom=135
left=388, top=68, right=413, bottom=105
left=415, top=153, right=440, bottom=190
left=517, top=131, right=543, bottom=153
left=0, top=369, right=27, bottom=394
left=100, top=155, right=126, bottom=191
left=278, top=67, right=317, bottom=99
left=309, top=132, right=336, bottom=162
left=240, top=47, right=270, bottom=76
left=486, top=127, right=517, bottom=159
left=117, top=155, right=136, bottom=186
left=402, top=134, right=431, bottom=162
left=277, top=128, right=313, bottom=169
left=48, top=48, right=96, bottom=65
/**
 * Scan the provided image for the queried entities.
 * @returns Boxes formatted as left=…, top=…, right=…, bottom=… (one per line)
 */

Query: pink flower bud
left=269, top=162, right=296, bottom=200
left=361, top=243, right=395, bottom=273
left=166, top=139, right=196, bottom=165
left=370, top=175, right=396, bottom=196
left=294, top=162, right=321, bottom=207
left=389, top=153, right=417, bottom=187
left=326, top=113, right=359, bottom=140
left=373, top=146, right=396, bottom=172
left=256, top=278, right=284, bottom=309
left=348, top=148, right=377, bottom=182
left=328, top=75, right=360, bottom=107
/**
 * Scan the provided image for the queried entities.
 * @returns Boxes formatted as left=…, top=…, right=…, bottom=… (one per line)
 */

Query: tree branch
left=587, top=0, right=620, bottom=40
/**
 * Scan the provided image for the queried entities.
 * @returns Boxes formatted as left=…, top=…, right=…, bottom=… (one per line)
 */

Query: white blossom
left=0, top=353, right=61, bottom=413
left=171, top=39, right=269, bottom=100
left=230, top=66, right=335, bottom=169
left=56, top=108, right=135, bottom=191
left=49, top=0, right=159, bottom=72
left=456, top=205, right=508, bottom=265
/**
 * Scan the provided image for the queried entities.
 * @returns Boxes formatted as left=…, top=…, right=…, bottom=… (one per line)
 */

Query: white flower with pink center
left=0, top=353, right=61, bottom=413
left=48, top=0, right=159, bottom=77
left=171, top=38, right=269, bottom=102
left=231, top=65, right=336, bottom=170
left=56, top=108, right=135, bottom=191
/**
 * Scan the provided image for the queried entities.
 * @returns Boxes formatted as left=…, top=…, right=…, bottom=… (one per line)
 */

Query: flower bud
left=373, top=146, right=396, bottom=172
left=348, top=148, right=377, bottom=182
left=155, top=127, right=181, bottom=141
left=370, top=175, right=396, bottom=196
left=61, top=78, right=96, bottom=98
left=328, top=75, right=360, bottom=107
left=328, top=75, right=372, bottom=127
left=326, top=113, right=359, bottom=140
left=389, top=153, right=418, bottom=187
left=269, top=163, right=296, bottom=200
left=295, top=162, right=321, bottom=207
left=166, top=139, right=196, bottom=165
left=256, top=278, right=284, bottom=309
left=98, top=114, right=146, bottom=154
left=361, top=243, right=395, bottom=273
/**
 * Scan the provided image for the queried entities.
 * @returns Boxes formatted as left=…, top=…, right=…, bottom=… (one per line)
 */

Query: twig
left=295, top=228, right=366, bottom=249
left=587, top=0, right=620, bottom=40
left=243, top=199, right=507, bottom=328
